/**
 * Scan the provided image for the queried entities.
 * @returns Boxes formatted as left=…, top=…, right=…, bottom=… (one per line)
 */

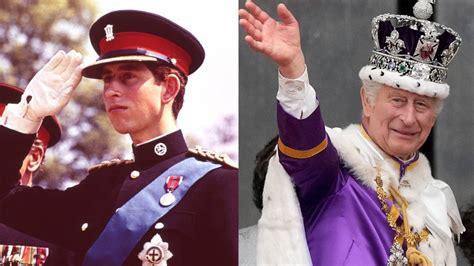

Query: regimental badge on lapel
left=138, top=233, right=173, bottom=266
left=104, top=24, right=114, bottom=42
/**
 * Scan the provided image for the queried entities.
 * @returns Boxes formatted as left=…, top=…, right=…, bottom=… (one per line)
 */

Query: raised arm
left=0, top=51, right=84, bottom=246
left=240, top=2, right=342, bottom=207
left=1, top=50, right=82, bottom=134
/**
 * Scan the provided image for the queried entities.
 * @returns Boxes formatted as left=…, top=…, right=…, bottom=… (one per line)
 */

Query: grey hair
left=361, top=79, right=383, bottom=106
left=360, top=79, right=444, bottom=115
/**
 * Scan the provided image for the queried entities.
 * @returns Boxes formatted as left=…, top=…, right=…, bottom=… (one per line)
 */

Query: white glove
left=21, top=50, right=83, bottom=121
left=1, top=50, right=83, bottom=133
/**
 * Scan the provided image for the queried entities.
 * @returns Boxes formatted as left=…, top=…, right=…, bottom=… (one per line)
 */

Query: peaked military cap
left=0, top=84, right=61, bottom=147
left=82, top=10, right=205, bottom=79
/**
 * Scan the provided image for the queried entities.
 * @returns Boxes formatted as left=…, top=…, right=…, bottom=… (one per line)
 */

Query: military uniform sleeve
left=0, top=126, right=35, bottom=196
left=0, top=126, right=103, bottom=250
left=204, top=168, right=239, bottom=266
left=0, top=126, right=78, bottom=248
left=276, top=69, right=345, bottom=212
left=196, top=166, right=238, bottom=265
left=0, top=180, right=95, bottom=251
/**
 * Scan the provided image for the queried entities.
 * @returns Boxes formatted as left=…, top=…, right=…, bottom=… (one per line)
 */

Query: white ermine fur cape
left=257, top=124, right=464, bottom=266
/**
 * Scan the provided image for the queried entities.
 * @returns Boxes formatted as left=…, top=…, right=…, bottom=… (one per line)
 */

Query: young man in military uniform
left=0, top=84, right=78, bottom=265
left=0, top=10, right=237, bottom=266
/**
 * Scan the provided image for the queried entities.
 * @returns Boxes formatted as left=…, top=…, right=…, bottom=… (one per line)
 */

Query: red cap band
left=99, top=32, right=192, bottom=75
left=37, top=127, right=51, bottom=147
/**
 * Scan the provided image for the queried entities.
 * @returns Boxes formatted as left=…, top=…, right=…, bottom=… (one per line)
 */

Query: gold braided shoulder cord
left=375, top=172, right=431, bottom=266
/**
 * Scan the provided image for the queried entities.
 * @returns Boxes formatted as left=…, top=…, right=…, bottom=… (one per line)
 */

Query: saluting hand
left=239, top=1, right=305, bottom=78
left=20, top=50, right=83, bottom=121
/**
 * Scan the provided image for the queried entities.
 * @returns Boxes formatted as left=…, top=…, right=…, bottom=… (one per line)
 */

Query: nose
left=103, top=80, right=122, bottom=99
left=399, top=104, right=417, bottom=126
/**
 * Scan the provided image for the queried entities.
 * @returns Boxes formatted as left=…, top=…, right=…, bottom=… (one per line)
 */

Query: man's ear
left=161, top=74, right=180, bottom=104
left=27, top=145, right=45, bottom=173
left=360, top=86, right=372, bottom=118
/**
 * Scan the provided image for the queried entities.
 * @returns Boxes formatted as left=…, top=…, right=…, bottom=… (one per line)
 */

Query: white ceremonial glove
left=1, top=50, right=83, bottom=133
left=20, top=50, right=83, bottom=121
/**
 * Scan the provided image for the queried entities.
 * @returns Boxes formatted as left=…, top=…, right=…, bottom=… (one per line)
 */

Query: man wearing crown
left=240, top=1, right=464, bottom=265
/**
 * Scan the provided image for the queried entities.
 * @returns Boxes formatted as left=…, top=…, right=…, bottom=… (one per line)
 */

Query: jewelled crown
left=359, top=0, right=462, bottom=99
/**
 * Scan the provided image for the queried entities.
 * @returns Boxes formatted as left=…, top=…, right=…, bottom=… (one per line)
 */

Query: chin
left=115, top=128, right=130, bottom=134
left=110, top=123, right=131, bottom=134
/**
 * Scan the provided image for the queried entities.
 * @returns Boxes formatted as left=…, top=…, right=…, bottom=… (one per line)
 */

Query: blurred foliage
left=190, top=114, right=238, bottom=163
left=0, top=0, right=129, bottom=188
left=0, top=0, right=96, bottom=87
left=212, top=114, right=238, bottom=161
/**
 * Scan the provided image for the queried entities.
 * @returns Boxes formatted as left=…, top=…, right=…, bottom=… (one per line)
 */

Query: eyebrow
left=387, top=91, right=405, bottom=98
left=415, top=97, right=436, bottom=104
left=387, top=91, right=435, bottom=103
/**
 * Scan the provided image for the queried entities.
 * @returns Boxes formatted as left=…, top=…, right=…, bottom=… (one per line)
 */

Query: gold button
left=81, top=223, right=88, bottom=231
left=130, top=170, right=140, bottom=179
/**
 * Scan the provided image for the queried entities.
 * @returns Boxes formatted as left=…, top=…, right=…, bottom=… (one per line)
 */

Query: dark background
left=238, top=0, right=474, bottom=264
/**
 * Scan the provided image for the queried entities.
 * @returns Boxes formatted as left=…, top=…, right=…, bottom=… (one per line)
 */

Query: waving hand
left=239, top=2, right=305, bottom=78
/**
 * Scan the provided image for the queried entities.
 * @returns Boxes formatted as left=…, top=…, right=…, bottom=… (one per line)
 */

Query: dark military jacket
left=0, top=126, right=238, bottom=265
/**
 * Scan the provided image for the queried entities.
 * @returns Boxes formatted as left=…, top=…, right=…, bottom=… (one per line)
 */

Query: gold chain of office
left=375, top=172, right=432, bottom=266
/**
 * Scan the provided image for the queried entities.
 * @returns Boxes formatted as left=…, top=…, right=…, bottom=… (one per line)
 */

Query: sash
left=82, top=157, right=220, bottom=266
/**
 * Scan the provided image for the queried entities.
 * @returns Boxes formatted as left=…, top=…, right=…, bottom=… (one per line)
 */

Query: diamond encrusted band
left=370, top=51, right=448, bottom=83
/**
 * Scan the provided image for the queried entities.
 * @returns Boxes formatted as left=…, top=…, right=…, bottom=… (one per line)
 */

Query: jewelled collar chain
left=375, top=171, right=431, bottom=266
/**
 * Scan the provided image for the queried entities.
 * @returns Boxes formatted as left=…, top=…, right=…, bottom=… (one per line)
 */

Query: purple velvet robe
left=277, top=103, right=394, bottom=265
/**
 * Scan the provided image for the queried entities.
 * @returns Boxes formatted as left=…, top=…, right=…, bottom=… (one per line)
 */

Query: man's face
left=101, top=62, right=164, bottom=139
left=362, top=85, right=438, bottom=159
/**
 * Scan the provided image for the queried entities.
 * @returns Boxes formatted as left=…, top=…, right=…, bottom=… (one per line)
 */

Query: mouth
left=391, top=128, right=419, bottom=138
left=108, top=105, right=128, bottom=113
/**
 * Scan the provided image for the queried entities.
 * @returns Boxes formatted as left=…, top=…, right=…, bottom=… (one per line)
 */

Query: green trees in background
left=0, top=0, right=94, bottom=86
left=0, top=0, right=129, bottom=188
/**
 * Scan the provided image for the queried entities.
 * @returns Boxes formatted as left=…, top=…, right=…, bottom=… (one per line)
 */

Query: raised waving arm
left=239, top=1, right=305, bottom=78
